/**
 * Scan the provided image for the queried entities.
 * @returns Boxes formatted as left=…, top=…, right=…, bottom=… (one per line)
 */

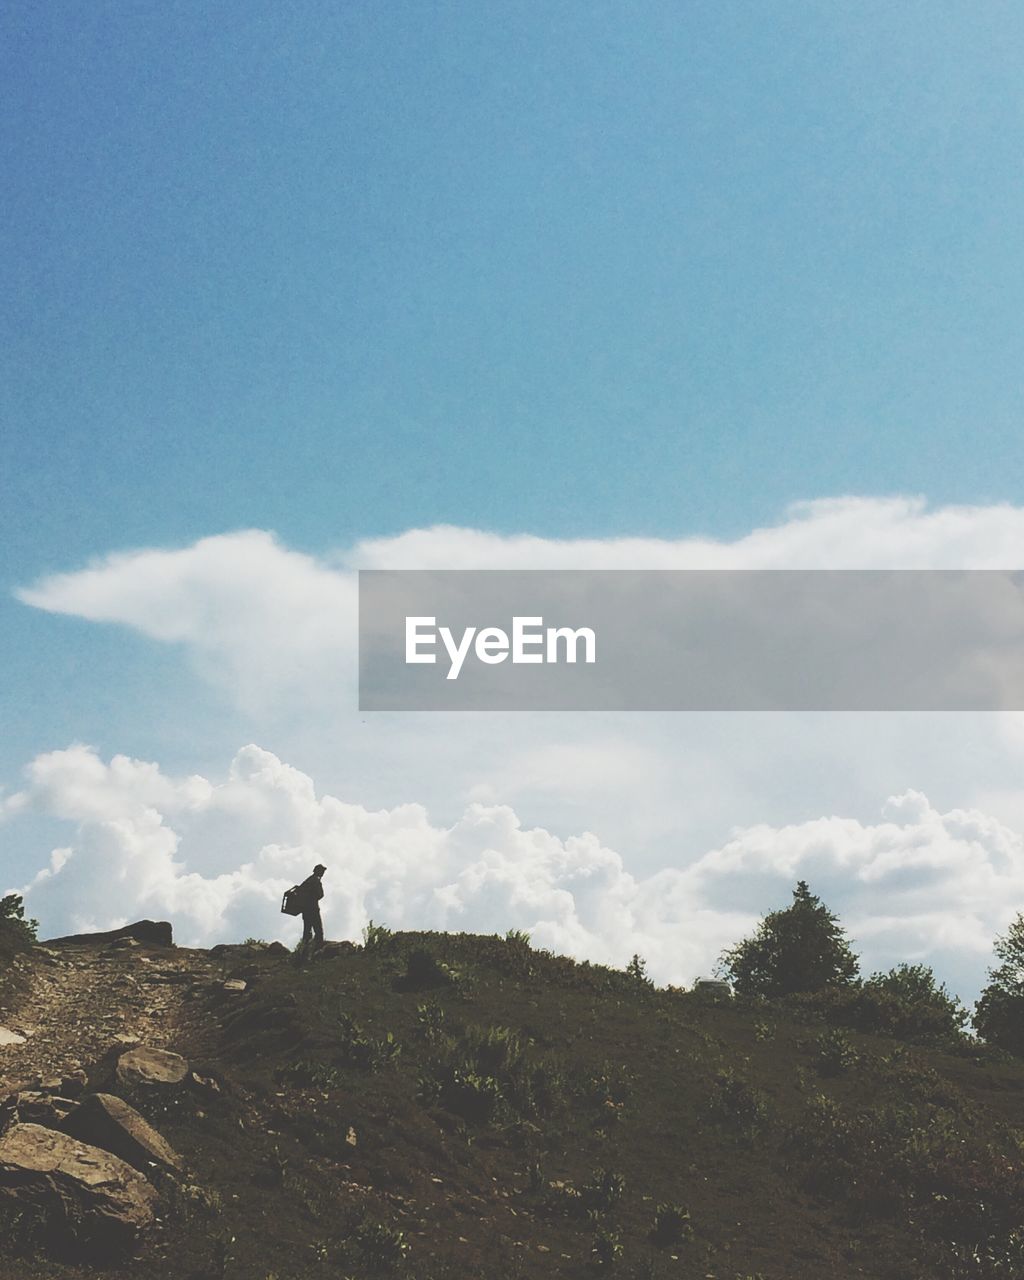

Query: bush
left=362, top=919, right=394, bottom=950
left=717, top=880, right=858, bottom=998
left=813, top=1027, right=858, bottom=1076
left=787, top=964, right=968, bottom=1044
left=417, top=1018, right=565, bottom=1124
left=651, top=1202, right=693, bottom=1247
left=0, top=894, right=37, bottom=963
left=707, top=1067, right=770, bottom=1136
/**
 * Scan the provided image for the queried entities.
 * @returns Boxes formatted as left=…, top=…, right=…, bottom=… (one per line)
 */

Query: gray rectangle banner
left=358, top=569, right=1024, bottom=710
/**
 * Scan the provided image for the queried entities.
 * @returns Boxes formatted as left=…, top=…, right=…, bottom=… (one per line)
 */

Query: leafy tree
left=0, top=893, right=38, bottom=960
left=974, top=914, right=1024, bottom=1056
left=717, top=880, right=859, bottom=997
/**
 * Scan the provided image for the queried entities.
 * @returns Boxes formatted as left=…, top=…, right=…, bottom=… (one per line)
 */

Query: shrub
left=403, top=947, right=456, bottom=989
left=362, top=919, right=394, bottom=950
left=708, top=1067, right=770, bottom=1136
left=580, top=1168, right=626, bottom=1214
left=0, top=893, right=37, bottom=961
left=787, top=966, right=969, bottom=1045
left=354, top=1219, right=410, bottom=1267
left=862, top=964, right=968, bottom=1040
left=813, top=1027, right=858, bottom=1076
left=590, top=1226, right=623, bottom=1269
left=717, top=881, right=858, bottom=997
left=651, top=1202, right=693, bottom=1247
left=417, top=1018, right=564, bottom=1124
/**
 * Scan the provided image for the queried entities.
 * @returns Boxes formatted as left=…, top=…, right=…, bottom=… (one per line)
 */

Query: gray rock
left=115, top=1046, right=188, bottom=1088
left=222, top=979, right=247, bottom=993
left=0, top=1027, right=26, bottom=1046
left=62, top=1093, right=181, bottom=1176
left=2, top=1092, right=77, bottom=1128
left=0, top=1122, right=156, bottom=1255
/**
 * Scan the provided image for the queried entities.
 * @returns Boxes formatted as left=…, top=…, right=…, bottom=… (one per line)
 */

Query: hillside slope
left=2, top=928, right=1024, bottom=1280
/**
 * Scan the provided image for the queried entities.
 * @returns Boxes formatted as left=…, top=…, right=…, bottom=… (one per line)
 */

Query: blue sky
left=4, top=4, right=1024, bottom=991
left=4, top=1, right=1024, bottom=575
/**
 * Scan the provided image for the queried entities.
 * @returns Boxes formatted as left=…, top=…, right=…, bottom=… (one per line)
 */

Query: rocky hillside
left=2, top=925, right=1024, bottom=1280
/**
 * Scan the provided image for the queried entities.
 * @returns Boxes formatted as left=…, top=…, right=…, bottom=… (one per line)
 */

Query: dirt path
left=0, top=942, right=221, bottom=1091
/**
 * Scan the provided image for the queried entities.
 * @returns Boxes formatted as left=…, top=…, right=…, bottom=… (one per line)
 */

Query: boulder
left=44, top=921, right=174, bottom=948
left=222, top=979, right=247, bottom=993
left=0, top=1026, right=26, bottom=1046
left=1, top=1091, right=77, bottom=1129
left=0, top=1123, right=155, bottom=1255
left=116, top=1047, right=188, bottom=1088
left=62, top=1093, right=181, bottom=1175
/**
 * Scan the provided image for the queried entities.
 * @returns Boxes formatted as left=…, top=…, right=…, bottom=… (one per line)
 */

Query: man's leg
left=312, top=907, right=324, bottom=946
left=302, top=912, right=313, bottom=944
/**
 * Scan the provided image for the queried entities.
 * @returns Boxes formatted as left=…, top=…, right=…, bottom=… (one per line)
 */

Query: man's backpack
left=281, top=885, right=305, bottom=916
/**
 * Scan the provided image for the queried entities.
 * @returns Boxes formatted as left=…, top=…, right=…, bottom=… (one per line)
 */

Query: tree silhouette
left=974, top=914, right=1024, bottom=1057
left=717, top=880, right=859, bottom=997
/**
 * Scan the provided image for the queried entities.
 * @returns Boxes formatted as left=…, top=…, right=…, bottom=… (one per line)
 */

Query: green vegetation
left=974, top=913, right=1024, bottom=1057
left=717, top=880, right=859, bottom=997
left=0, top=892, right=38, bottom=970
left=8, top=911, right=1024, bottom=1279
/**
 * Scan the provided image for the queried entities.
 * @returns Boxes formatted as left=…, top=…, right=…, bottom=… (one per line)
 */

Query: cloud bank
left=4, top=743, right=1019, bottom=998
left=17, top=496, right=1024, bottom=712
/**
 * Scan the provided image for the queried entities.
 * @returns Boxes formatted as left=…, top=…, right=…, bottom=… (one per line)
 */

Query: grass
left=3, top=928, right=1024, bottom=1279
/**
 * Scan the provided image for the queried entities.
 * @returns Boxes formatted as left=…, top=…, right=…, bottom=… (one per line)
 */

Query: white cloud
left=13, top=495, right=1024, bottom=1002
left=4, top=743, right=1021, bottom=1000
left=17, top=496, right=1024, bottom=714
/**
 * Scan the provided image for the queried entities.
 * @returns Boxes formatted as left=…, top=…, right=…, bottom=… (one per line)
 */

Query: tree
left=717, top=880, right=859, bottom=997
left=974, top=914, right=1024, bottom=1056
left=0, top=893, right=38, bottom=962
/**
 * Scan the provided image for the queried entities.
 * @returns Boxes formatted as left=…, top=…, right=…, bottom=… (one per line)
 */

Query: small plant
left=505, top=928, right=532, bottom=946
left=362, top=919, right=394, bottom=950
left=581, top=1167, right=626, bottom=1213
left=355, top=1218, right=410, bottom=1267
left=708, top=1067, right=770, bottom=1137
left=404, top=947, right=456, bottom=989
left=814, top=1027, right=858, bottom=1076
left=753, top=1019, right=774, bottom=1042
left=651, top=1202, right=693, bottom=1247
left=590, top=1226, right=624, bottom=1269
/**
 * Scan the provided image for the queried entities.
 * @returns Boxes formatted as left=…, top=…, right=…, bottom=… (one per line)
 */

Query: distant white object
left=693, top=978, right=733, bottom=999
left=0, top=1027, right=27, bottom=1046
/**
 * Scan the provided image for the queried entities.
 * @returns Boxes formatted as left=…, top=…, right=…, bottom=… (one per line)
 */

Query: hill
left=2, top=926, right=1024, bottom=1280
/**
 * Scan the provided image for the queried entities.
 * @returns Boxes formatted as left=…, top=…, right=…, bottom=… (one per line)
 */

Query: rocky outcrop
left=62, top=1092, right=181, bottom=1176
left=115, top=1046, right=188, bottom=1088
left=0, top=1122, right=156, bottom=1254
left=44, top=921, right=174, bottom=948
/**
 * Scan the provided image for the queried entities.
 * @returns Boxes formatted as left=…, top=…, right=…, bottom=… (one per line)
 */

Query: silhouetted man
left=298, top=864, right=326, bottom=948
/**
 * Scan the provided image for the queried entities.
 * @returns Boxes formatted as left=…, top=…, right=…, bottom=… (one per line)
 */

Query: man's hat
left=314, top=863, right=327, bottom=874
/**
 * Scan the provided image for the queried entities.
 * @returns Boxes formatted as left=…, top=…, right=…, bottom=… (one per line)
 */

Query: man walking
left=298, top=863, right=326, bottom=949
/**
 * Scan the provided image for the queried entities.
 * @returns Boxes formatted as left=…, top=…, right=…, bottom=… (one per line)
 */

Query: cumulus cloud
left=13, top=496, right=1024, bottom=1001
left=3, top=744, right=1020, bottom=999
